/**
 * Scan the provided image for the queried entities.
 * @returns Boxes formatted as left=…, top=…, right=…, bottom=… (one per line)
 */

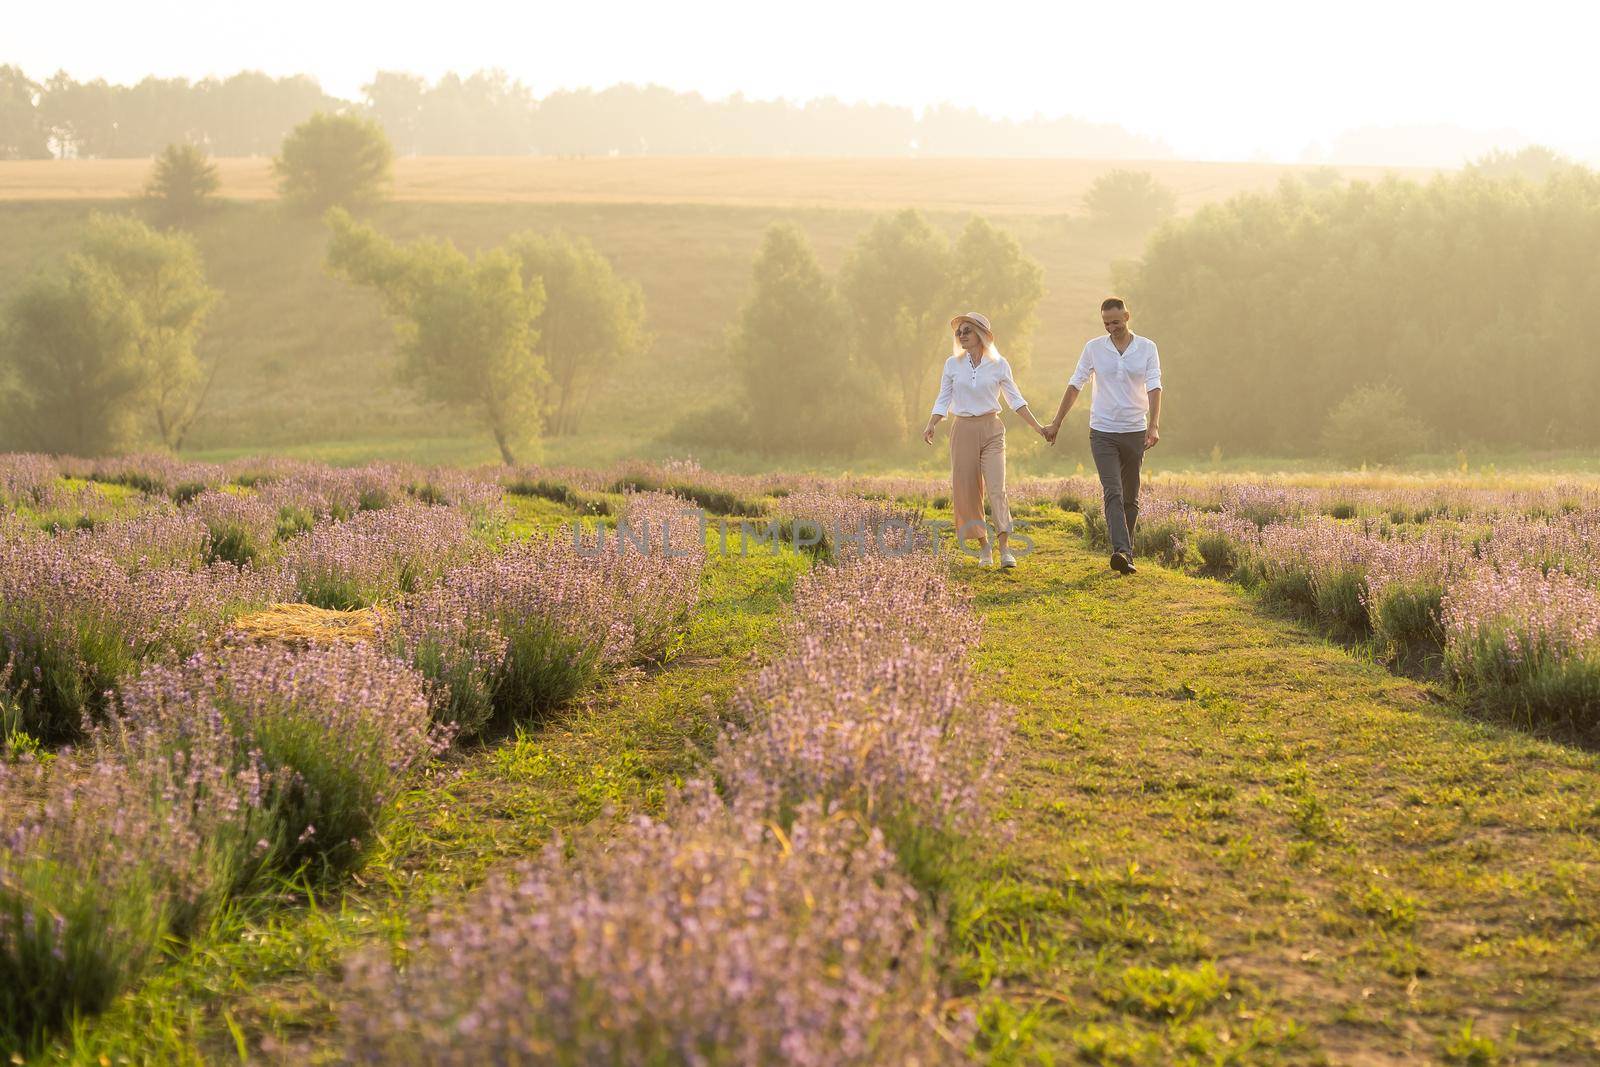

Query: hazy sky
left=10, top=0, right=1597, bottom=163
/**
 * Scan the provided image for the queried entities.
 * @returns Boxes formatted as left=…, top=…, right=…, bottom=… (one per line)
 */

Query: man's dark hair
left=1101, top=297, right=1127, bottom=312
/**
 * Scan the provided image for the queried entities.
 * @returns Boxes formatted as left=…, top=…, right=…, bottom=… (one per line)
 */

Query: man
left=1043, top=298, right=1163, bottom=574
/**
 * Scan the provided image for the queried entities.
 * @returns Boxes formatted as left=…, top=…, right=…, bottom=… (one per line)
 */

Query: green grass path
left=951, top=512, right=1600, bottom=1065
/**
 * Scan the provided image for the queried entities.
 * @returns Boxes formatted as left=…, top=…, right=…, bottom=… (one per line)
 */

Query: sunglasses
left=955, top=325, right=976, bottom=337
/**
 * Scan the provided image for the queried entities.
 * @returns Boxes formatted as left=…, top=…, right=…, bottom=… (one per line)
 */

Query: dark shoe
left=1110, top=551, right=1132, bottom=574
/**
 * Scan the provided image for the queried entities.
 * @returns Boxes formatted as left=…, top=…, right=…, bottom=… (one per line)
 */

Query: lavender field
left=2, top=453, right=1598, bottom=1063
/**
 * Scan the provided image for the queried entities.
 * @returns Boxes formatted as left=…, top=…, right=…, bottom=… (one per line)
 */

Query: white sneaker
left=999, top=550, right=1017, bottom=569
left=977, top=544, right=993, bottom=566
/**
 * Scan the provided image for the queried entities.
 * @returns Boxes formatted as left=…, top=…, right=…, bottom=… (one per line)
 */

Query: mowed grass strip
left=948, top=513, right=1600, bottom=1064
left=42, top=501, right=811, bottom=1065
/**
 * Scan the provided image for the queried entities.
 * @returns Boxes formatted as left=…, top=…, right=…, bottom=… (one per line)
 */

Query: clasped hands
left=1034, top=422, right=1161, bottom=450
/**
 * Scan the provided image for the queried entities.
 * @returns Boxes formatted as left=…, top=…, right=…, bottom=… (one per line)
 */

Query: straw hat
left=950, top=311, right=993, bottom=336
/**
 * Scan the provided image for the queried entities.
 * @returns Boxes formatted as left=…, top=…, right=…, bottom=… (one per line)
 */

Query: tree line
left=1119, top=159, right=1600, bottom=456
left=0, top=65, right=1166, bottom=161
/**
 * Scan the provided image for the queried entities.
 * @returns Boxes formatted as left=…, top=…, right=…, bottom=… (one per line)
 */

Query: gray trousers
left=1089, top=429, right=1146, bottom=557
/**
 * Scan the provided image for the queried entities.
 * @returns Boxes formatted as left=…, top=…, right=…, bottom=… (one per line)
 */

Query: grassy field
left=0, top=154, right=1439, bottom=468
left=33, top=491, right=1598, bottom=1064
left=0, top=156, right=1427, bottom=213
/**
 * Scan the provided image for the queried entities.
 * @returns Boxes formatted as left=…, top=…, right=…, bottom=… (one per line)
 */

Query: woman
left=922, top=311, right=1049, bottom=568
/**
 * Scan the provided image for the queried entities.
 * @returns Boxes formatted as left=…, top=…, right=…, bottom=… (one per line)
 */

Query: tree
left=1119, top=168, right=1600, bottom=454
left=0, top=258, right=143, bottom=455
left=113, top=76, right=199, bottom=157
left=363, top=71, right=427, bottom=155
left=1083, top=169, right=1178, bottom=231
left=838, top=209, right=952, bottom=433
left=0, top=66, right=48, bottom=160
left=326, top=210, right=547, bottom=464
left=78, top=214, right=220, bottom=450
left=505, top=232, right=646, bottom=436
left=200, top=71, right=331, bottom=157
left=950, top=217, right=1045, bottom=379
left=38, top=72, right=116, bottom=158
left=1467, top=145, right=1574, bottom=183
left=274, top=113, right=393, bottom=213
left=725, top=223, right=892, bottom=453
left=144, top=143, right=221, bottom=225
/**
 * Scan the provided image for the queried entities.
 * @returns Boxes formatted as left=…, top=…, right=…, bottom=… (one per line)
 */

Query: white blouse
left=931, top=352, right=1029, bottom=418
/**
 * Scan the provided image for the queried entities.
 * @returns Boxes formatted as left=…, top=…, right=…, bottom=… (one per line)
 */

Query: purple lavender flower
left=717, top=552, right=1009, bottom=840
left=342, top=785, right=964, bottom=1066
left=285, top=504, right=479, bottom=609
left=114, top=641, right=449, bottom=875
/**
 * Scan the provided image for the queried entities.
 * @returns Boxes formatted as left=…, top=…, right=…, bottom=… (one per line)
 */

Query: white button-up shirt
left=1068, top=334, right=1163, bottom=433
left=931, top=352, right=1028, bottom=417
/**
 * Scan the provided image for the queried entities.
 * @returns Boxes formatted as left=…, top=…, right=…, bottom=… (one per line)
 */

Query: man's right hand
left=922, top=427, right=936, bottom=445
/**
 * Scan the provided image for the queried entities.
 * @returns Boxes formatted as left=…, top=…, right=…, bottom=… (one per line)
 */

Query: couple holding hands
left=921, top=299, right=1162, bottom=573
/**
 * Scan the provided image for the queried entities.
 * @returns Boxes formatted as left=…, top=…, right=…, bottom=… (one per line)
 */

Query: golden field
left=0, top=154, right=1430, bottom=214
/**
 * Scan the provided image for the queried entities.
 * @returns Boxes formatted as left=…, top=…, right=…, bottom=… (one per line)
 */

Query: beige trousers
left=950, top=412, right=1011, bottom=542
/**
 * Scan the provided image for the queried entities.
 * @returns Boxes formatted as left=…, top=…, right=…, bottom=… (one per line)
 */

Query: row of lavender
left=0, top=451, right=734, bottom=739
left=1, top=463, right=703, bottom=1053
left=340, top=500, right=1010, bottom=1065
left=1030, top=473, right=1600, bottom=738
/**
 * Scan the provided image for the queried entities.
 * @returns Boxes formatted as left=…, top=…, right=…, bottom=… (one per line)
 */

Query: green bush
left=0, top=601, right=141, bottom=744
left=275, top=504, right=315, bottom=540
left=143, top=142, right=220, bottom=225
left=202, top=522, right=260, bottom=567
left=1133, top=519, right=1189, bottom=567
left=0, top=849, right=167, bottom=1054
left=1195, top=531, right=1241, bottom=578
left=273, top=112, right=393, bottom=214
left=116, top=644, right=445, bottom=879
left=171, top=481, right=208, bottom=505
left=1260, top=567, right=1317, bottom=616
left=1082, top=169, right=1179, bottom=232
left=1445, top=621, right=1600, bottom=740
left=494, top=618, right=607, bottom=722
left=1081, top=505, right=1110, bottom=550
left=406, top=636, right=497, bottom=737
left=1373, top=581, right=1445, bottom=670
left=1312, top=567, right=1373, bottom=639
left=1320, top=385, right=1429, bottom=466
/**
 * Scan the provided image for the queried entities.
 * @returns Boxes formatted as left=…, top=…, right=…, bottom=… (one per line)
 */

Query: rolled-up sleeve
left=931, top=360, right=954, bottom=416
left=1145, top=342, right=1163, bottom=390
left=998, top=358, right=1028, bottom=411
left=1068, top=343, right=1095, bottom=389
